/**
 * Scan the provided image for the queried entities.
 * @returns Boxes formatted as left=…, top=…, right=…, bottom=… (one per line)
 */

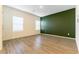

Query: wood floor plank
left=0, top=34, right=78, bottom=54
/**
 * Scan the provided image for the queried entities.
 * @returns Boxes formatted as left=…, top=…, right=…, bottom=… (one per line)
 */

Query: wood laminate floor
left=0, top=34, right=78, bottom=54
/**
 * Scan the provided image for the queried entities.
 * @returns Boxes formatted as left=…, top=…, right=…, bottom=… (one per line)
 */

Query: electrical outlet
left=67, top=33, right=70, bottom=36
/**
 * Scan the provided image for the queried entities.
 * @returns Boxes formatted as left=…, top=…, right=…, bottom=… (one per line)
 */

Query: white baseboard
left=41, top=33, right=75, bottom=40
left=3, top=34, right=40, bottom=41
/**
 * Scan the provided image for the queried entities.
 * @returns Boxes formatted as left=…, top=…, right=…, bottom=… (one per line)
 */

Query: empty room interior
left=0, top=5, right=78, bottom=54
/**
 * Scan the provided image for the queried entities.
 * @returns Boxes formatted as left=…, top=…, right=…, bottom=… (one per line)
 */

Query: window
left=35, top=20, right=40, bottom=30
left=13, top=16, right=23, bottom=32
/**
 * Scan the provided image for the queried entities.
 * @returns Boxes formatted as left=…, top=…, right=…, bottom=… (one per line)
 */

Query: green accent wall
left=40, top=8, right=75, bottom=38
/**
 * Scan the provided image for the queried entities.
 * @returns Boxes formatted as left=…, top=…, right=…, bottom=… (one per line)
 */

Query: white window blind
left=35, top=20, right=40, bottom=30
left=13, top=16, right=23, bottom=32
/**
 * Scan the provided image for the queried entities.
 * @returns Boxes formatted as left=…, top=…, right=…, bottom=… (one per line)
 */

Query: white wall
left=76, top=6, right=79, bottom=52
left=0, top=5, right=3, bottom=50
left=3, top=6, right=40, bottom=40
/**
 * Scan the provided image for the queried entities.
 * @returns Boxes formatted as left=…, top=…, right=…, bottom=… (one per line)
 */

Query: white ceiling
left=7, top=5, right=75, bottom=17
